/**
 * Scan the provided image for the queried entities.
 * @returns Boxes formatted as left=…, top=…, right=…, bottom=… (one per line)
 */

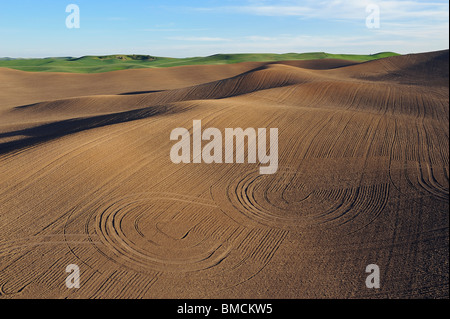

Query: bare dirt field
left=0, top=50, right=448, bottom=299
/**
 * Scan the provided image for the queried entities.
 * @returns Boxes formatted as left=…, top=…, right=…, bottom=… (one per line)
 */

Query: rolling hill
left=0, top=50, right=448, bottom=298
left=0, top=52, right=400, bottom=73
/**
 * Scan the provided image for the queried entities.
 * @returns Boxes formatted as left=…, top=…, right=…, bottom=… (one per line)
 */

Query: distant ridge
left=0, top=49, right=448, bottom=299
left=0, top=52, right=400, bottom=73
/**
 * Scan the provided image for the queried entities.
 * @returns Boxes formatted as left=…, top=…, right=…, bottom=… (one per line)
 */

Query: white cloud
left=148, top=30, right=447, bottom=57
left=245, top=36, right=280, bottom=41
left=194, top=0, right=449, bottom=21
left=187, top=0, right=449, bottom=52
left=235, top=5, right=314, bottom=16
left=168, top=36, right=232, bottom=42
left=141, top=28, right=207, bottom=32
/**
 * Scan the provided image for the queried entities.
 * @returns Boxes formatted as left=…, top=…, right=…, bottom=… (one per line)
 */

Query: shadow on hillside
left=0, top=105, right=170, bottom=155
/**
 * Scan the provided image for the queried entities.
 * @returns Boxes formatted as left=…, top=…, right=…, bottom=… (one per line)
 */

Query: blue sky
left=0, top=0, right=448, bottom=58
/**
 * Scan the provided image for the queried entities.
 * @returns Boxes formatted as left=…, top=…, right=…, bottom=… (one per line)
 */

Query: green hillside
left=0, top=52, right=400, bottom=73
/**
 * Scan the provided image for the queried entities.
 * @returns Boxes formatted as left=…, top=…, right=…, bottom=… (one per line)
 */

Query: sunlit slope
left=0, top=51, right=447, bottom=299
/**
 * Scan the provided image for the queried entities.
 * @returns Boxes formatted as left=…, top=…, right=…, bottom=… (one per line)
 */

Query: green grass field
left=0, top=52, right=400, bottom=73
